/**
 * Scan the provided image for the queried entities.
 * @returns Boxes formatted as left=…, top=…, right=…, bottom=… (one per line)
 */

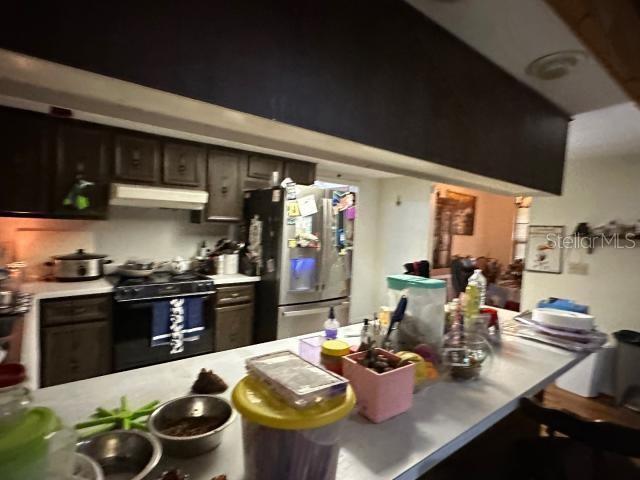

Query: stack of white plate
left=512, top=308, right=607, bottom=352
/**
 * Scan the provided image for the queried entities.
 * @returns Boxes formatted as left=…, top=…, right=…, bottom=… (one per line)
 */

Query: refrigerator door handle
left=281, top=306, right=333, bottom=318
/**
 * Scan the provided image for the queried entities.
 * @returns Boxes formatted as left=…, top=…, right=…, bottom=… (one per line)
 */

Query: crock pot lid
left=53, top=249, right=108, bottom=260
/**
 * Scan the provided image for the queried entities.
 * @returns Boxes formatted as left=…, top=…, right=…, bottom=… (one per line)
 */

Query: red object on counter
left=481, top=308, right=499, bottom=329
left=0, top=363, right=26, bottom=388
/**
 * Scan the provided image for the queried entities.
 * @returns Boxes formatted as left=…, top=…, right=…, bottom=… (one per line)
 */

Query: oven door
left=113, top=294, right=214, bottom=372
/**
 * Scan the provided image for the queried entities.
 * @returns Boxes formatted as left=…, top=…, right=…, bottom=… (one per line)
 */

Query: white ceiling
left=567, top=102, right=640, bottom=160
left=406, top=0, right=629, bottom=115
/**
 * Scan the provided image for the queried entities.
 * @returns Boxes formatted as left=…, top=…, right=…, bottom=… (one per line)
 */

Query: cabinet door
left=41, top=320, right=112, bottom=387
left=283, top=160, right=316, bottom=186
left=206, top=149, right=243, bottom=221
left=53, top=123, right=110, bottom=218
left=246, top=154, right=283, bottom=183
left=163, top=142, right=206, bottom=188
left=214, top=303, right=253, bottom=352
left=0, top=107, right=50, bottom=215
left=114, top=134, right=161, bottom=184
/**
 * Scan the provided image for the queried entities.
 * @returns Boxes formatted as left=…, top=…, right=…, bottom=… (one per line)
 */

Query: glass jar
left=0, top=363, right=30, bottom=427
left=441, top=331, right=493, bottom=381
left=320, top=340, right=351, bottom=375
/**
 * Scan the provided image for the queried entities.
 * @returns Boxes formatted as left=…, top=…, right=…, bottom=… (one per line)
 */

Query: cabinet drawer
left=115, top=134, right=161, bottom=183
left=215, top=285, right=254, bottom=306
left=42, top=295, right=111, bottom=327
left=163, top=142, right=206, bottom=188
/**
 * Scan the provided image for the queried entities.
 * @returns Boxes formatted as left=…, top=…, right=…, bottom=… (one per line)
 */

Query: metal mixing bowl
left=148, top=394, right=236, bottom=458
left=76, top=430, right=161, bottom=480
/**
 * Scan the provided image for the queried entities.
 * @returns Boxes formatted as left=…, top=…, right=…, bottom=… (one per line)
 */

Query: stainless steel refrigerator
left=244, top=185, right=352, bottom=342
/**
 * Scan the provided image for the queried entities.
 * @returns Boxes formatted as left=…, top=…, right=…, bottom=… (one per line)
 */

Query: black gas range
left=109, top=271, right=216, bottom=372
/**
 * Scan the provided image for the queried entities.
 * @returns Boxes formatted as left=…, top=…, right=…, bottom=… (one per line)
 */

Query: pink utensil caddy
left=342, top=349, right=415, bottom=423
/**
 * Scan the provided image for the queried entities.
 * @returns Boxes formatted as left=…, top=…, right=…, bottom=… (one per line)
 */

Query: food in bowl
left=148, top=395, right=236, bottom=458
left=160, top=414, right=227, bottom=437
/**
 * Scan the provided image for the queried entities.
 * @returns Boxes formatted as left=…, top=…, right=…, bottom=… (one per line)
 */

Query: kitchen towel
left=151, top=297, right=205, bottom=351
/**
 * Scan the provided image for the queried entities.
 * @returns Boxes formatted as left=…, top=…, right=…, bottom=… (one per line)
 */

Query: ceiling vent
left=525, top=50, right=587, bottom=80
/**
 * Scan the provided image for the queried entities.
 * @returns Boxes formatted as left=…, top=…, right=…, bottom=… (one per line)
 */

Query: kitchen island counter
left=34, top=313, right=584, bottom=480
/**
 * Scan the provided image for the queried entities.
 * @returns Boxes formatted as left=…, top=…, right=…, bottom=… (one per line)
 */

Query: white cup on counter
left=223, top=253, right=239, bottom=275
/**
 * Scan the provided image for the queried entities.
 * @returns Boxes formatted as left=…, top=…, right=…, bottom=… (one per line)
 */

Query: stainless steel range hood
left=109, top=183, right=209, bottom=210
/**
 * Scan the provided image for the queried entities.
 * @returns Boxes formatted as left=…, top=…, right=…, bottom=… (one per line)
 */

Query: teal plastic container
left=387, top=275, right=446, bottom=291
left=386, top=275, right=447, bottom=348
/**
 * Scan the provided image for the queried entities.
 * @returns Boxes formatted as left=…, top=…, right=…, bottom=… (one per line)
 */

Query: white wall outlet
left=568, top=261, right=589, bottom=275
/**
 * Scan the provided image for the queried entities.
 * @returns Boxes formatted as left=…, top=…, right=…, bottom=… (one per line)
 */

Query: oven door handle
left=115, top=291, right=215, bottom=302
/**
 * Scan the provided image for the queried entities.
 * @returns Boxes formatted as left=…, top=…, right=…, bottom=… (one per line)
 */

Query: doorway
left=430, top=184, right=531, bottom=311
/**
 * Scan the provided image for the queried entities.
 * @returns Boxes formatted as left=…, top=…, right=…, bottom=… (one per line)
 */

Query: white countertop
left=23, top=278, right=115, bottom=299
left=34, top=317, right=584, bottom=480
left=23, top=274, right=260, bottom=298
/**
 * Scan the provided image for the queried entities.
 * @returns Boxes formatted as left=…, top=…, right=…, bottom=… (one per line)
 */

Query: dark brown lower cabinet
left=214, top=284, right=254, bottom=352
left=40, top=294, right=112, bottom=387
left=41, top=320, right=112, bottom=387
left=214, top=303, right=254, bottom=352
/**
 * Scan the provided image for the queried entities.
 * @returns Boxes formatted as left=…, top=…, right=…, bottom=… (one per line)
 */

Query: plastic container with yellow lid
left=233, top=375, right=355, bottom=480
left=320, top=339, right=351, bottom=375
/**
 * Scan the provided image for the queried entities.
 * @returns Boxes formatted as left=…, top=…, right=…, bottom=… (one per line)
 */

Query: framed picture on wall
left=447, top=190, right=476, bottom=235
left=524, top=225, right=564, bottom=274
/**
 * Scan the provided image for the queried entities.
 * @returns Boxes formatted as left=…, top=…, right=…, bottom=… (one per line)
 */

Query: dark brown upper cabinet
left=163, top=142, right=206, bottom=188
left=114, top=134, right=161, bottom=184
left=283, top=160, right=317, bottom=186
left=205, top=148, right=244, bottom=222
left=245, top=154, right=283, bottom=190
left=52, top=123, right=110, bottom=219
left=0, top=107, right=50, bottom=216
left=0, top=1, right=570, bottom=193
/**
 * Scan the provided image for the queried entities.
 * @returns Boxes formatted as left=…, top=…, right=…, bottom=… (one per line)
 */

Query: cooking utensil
left=118, top=259, right=163, bottom=278
left=382, top=295, right=408, bottom=349
left=46, top=249, right=112, bottom=281
left=72, top=452, right=104, bottom=480
left=148, top=394, right=236, bottom=458
left=169, top=257, right=191, bottom=274
left=0, top=291, right=15, bottom=308
left=76, top=430, right=161, bottom=480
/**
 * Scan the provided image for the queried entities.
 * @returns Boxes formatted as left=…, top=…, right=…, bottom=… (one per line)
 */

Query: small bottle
left=468, top=269, right=487, bottom=306
left=198, top=240, right=208, bottom=258
left=324, top=306, right=340, bottom=339
left=464, top=283, right=481, bottom=325
left=447, top=298, right=462, bottom=333
left=358, top=318, right=372, bottom=351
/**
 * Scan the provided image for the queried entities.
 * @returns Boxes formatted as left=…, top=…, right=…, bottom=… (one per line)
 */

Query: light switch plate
left=568, top=262, right=589, bottom=275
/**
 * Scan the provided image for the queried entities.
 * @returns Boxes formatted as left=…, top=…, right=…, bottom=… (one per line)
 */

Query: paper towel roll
left=532, top=308, right=595, bottom=331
